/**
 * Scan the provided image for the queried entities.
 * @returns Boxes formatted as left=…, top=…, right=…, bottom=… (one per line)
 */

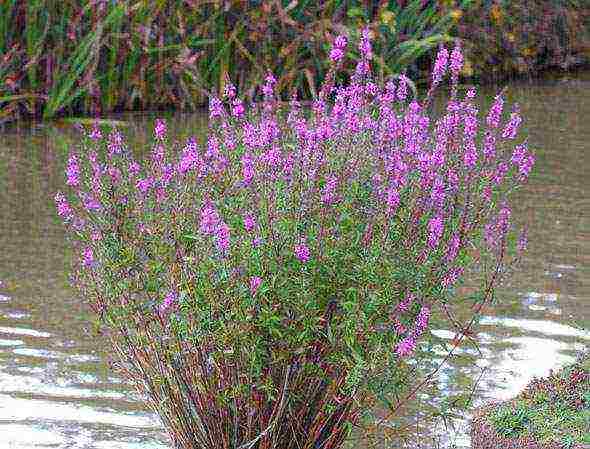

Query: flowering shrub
left=56, top=32, right=533, bottom=449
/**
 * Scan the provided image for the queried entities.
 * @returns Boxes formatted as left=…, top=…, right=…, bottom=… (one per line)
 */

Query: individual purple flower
left=55, top=192, right=73, bottom=218
left=397, top=75, right=409, bottom=102
left=396, top=294, right=414, bottom=314
left=329, top=47, right=345, bottom=63
left=334, top=35, right=347, bottom=49
left=82, top=194, right=101, bottom=212
left=160, top=163, right=175, bottom=187
left=442, top=266, right=464, bottom=288
left=241, top=153, right=256, bottom=185
left=486, top=93, right=504, bottom=128
left=231, top=98, right=245, bottom=119
left=199, top=203, right=221, bottom=235
left=89, top=123, right=102, bottom=140
left=66, top=154, right=80, bottom=187
left=497, top=204, right=511, bottom=237
left=136, top=177, right=153, bottom=194
left=223, top=81, right=236, bottom=100
left=252, top=237, right=263, bottom=248
left=414, top=305, right=431, bottom=335
left=430, top=176, right=446, bottom=209
left=492, top=162, right=510, bottom=185
left=244, top=213, right=256, bottom=232
left=128, top=161, right=141, bottom=177
left=395, top=336, right=416, bottom=358
left=450, top=42, right=463, bottom=79
left=249, top=276, right=262, bottom=296
left=445, top=233, right=461, bottom=263
left=321, top=175, right=339, bottom=205
left=501, top=104, right=522, bottom=139
left=294, top=242, right=311, bottom=263
left=178, top=138, right=200, bottom=175
left=427, top=215, right=444, bottom=249
left=209, top=96, right=224, bottom=120
left=485, top=204, right=511, bottom=249
left=107, top=166, right=121, bottom=185
left=151, top=144, right=165, bottom=166
left=154, top=119, right=167, bottom=140
left=518, top=153, right=535, bottom=180
left=511, top=142, right=528, bottom=165
left=262, top=72, right=277, bottom=98
left=82, top=246, right=94, bottom=268
left=359, top=27, right=372, bottom=60
left=463, top=144, right=478, bottom=169
left=511, top=142, right=535, bottom=180
left=159, top=290, right=178, bottom=313
left=214, top=222, right=230, bottom=252
left=107, top=129, right=124, bottom=157
left=431, top=46, right=449, bottom=87
left=483, top=131, right=496, bottom=161
left=91, top=230, right=102, bottom=241
left=385, top=186, right=400, bottom=215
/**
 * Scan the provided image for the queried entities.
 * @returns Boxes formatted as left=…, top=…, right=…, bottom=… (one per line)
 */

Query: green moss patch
left=471, top=351, right=590, bottom=449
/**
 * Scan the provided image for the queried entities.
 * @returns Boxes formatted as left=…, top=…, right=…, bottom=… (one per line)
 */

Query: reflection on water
left=0, top=74, right=589, bottom=448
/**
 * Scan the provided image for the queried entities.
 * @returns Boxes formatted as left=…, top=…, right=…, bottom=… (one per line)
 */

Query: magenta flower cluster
left=55, top=34, right=534, bottom=372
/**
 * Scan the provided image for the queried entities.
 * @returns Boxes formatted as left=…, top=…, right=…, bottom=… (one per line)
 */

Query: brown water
left=0, top=75, right=589, bottom=448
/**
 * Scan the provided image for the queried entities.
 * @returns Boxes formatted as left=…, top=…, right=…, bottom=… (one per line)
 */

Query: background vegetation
left=0, top=0, right=588, bottom=123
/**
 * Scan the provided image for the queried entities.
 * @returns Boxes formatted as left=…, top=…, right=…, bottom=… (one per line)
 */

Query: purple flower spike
left=431, top=46, right=449, bottom=87
left=244, top=214, right=256, bottom=233
left=128, top=161, right=141, bottom=177
left=136, top=177, right=153, bottom=194
left=66, top=154, right=80, bottom=187
left=214, top=222, right=231, bottom=252
left=199, top=203, right=221, bottom=235
left=249, top=276, right=262, bottom=296
left=294, top=242, right=311, bottom=263
left=159, top=291, right=178, bottom=313
left=154, top=119, right=167, bottom=140
left=395, top=336, right=416, bottom=358
left=55, top=192, right=73, bottom=219
left=502, top=105, right=522, bottom=139
left=427, top=215, right=444, bottom=249
left=82, top=246, right=94, bottom=268
left=450, top=43, right=463, bottom=79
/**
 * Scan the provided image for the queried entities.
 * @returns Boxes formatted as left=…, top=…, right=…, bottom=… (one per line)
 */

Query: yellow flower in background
left=450, top=9, right=463, bottom=22
left=521, top=47, right=536, bottom=57
left=506, top=32, right=516, bottom=43
left=442, top=0, right=456, bottom=8
left=461, top=58, right=474, bottom=76
left=490, top=4, right=503, bottom=24
left=380, top=10, right=395, bottom=26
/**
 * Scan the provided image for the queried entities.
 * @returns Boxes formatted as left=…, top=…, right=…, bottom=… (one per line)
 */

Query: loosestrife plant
left=57, top=31, right=534, bottom=449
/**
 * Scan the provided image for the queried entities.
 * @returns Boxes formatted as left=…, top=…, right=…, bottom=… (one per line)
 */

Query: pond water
left=0, top=73, right=589, bottom=448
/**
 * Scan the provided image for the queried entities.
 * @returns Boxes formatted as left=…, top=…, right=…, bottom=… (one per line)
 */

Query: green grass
left=488, top=352, right=590, bottom=447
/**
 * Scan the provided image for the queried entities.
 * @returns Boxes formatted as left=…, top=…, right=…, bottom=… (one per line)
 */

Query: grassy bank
left=471, top=351, right=590, bottom=449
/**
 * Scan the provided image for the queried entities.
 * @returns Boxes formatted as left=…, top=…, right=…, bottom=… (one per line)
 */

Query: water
left=0, top=74, right=589, bottom=448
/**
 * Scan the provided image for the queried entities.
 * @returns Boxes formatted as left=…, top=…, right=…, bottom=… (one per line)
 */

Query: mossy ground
left=485, top=352, right=590, bottom=448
